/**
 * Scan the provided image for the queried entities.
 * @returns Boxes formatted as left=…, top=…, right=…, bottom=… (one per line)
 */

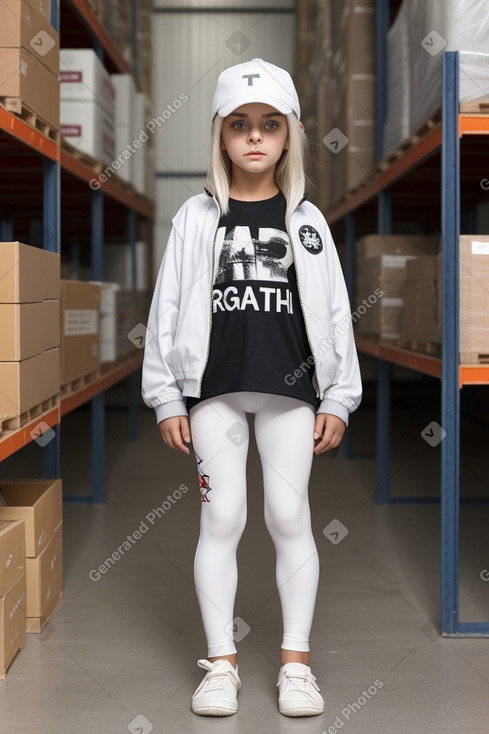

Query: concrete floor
left=1, top=387, right=489, bottom=733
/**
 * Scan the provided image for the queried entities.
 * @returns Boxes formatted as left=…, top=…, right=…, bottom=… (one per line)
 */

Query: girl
left=142, top=58, right=362, bottom=718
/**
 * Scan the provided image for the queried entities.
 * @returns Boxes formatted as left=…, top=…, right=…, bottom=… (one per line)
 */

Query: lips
left=246, top=151, right=265, bottom=156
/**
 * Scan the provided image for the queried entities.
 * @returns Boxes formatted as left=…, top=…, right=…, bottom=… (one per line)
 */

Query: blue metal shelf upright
left=326, top=0, right=489, bottom=637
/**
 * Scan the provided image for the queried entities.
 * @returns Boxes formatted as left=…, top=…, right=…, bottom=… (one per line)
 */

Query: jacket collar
left=204, top=187, right=309, bottom=207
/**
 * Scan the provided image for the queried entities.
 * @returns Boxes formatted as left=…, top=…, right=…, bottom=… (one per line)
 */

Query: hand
left=313, top=413, right=346, bottom=455
left=158, top=415, right=192, bottom=455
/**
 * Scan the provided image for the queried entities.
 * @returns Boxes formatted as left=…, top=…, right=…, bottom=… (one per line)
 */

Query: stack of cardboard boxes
left=134, top=0, right=153, bottom=100
left=356, top=234, right=489, bottom=361
left=59, top=49, right=151, bottom=197
left=0, top=243, right=60, bottom=432
left=329, top=0, right=376, bottom=205
left=355, top=235, right=440, bottom=340
left=0, top=519, right=25, bottom=678
left=0, top=478, right=63, bottom=676
left=294, top=0, right=376, bottom=210
left=60, top=49, right=116, bottom=166
left=0, top=0, right=59, bottom=130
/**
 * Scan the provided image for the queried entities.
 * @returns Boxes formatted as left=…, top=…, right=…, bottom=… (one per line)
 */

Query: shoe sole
left=279, top=706, right=324, bottom=717
left=191, top=704, right=238, bottom=716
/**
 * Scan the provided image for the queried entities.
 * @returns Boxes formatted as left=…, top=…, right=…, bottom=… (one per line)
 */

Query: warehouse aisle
left=1, top=401, right=489, bottom=734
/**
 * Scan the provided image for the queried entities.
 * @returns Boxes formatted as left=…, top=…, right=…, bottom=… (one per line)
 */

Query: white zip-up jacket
left=142, top=189, right=362, bottom=426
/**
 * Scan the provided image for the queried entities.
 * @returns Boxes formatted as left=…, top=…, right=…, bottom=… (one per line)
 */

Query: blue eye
left=265, top=121, right=278, bottom=130
left=232, top=121, right=246, bottom=130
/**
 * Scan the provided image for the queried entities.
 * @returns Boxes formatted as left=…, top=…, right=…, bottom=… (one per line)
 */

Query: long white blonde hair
left=206, top=112, right=309, bottom=234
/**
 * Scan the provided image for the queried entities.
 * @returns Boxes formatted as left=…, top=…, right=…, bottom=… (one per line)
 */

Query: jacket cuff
left=155, top=398, right=188, bottom=424
left=316, top=398, right=349, bottom=427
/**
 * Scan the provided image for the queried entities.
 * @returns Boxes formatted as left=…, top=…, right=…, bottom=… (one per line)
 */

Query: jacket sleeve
left=317, top=225, right=362, bottom=426
left=141, top=222, right=188, bottom=423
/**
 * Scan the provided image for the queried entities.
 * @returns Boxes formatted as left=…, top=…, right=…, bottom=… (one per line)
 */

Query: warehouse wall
left=152, top=0, right=294, bottom=273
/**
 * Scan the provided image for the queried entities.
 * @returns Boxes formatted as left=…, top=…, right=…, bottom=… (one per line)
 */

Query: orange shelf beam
left=355, top=336, right=442, bottom=378
left=327, top=125, right=443, bottom=223
left=61, top=353, right=143, bottom=416
left=65, top=0, right=131, bottom=74
left=0, top=106, right=59, bottom=162
left=60, top=148, right=155, bottom=219
left=356, top=337, right=489, bottom=386
left=0, top=406, right=60, bottom=462
left=459, top=365, right=489, bottom=386
left=459, top=114, right=489, bottom=136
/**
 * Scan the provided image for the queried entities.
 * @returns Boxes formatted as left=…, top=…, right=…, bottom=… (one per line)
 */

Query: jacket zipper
left=197, top=200, right=221, bottom=398
left=288, top=231, right=322, bottom=401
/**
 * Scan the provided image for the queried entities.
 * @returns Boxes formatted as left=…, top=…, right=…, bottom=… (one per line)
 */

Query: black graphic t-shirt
left=186, top=190, right=318, bottom=412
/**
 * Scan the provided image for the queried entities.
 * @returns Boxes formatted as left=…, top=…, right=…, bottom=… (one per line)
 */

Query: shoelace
left=278, top=670, right=321, bottom=693
left=195, top=660, right=240, bottom=693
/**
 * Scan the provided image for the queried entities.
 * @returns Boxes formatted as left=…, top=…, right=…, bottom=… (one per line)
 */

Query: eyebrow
left=228, top=112, right=284, bottom=118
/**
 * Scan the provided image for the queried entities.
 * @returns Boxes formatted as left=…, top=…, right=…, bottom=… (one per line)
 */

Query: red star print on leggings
left=196, top=452, right=212, bottom=502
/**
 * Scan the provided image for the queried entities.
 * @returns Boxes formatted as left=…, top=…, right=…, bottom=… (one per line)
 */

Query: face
left=220, top=102, right=290, bottom=176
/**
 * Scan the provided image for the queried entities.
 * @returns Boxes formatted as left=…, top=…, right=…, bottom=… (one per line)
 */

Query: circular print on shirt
left=298, top=225, right=323, bottom=254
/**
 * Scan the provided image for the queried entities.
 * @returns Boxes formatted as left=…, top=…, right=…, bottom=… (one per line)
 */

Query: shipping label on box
left=0, top=480, right=62, bottom=558
left=64, top=309, right=98, bottom=336
left=60, top=281, right=100, bottom=384
left=0, top=573, right=26, bottom=676
left=25, top=521, right=62, bottom=618
left=0, top=520, right=25, bottom=597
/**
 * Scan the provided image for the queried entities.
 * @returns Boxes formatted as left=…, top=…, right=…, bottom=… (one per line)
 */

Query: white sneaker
left=191, top=658, right=241, bottom=716
left=277, top=662, right=325, bottom=717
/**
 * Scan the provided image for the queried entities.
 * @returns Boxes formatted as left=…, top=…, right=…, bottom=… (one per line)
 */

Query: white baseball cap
left=211, top=58, right=301, bottom=121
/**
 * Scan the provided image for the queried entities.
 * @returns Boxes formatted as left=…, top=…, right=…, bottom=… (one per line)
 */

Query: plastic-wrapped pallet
left=385, top=0, right=489, bottom=156
left=330, top=0, right=376, bottom=205
left=383, top=7, right=411, bottom=156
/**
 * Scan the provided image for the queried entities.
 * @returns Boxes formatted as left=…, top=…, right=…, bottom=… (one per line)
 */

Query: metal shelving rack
left=0, top=0, right=154, bottom=503
left=325, top=0, right=489, bottom=636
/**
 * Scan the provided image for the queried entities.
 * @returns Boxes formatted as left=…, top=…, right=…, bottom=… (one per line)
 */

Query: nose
left=248, top=127, right=262, bottom=143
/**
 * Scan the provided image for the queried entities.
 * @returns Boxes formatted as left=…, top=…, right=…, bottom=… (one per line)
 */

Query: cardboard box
left=0, top=347, right=59, bottom=421
left=0, top=520, right=25, bottom=597
left=60, top=280, right=100, bottom=384
left=60, top=49, right=115, bottom=114
left=0, top=47, right=59, bottom=128
left=0, top=479, right=62, bottom=558
left=356, top=234, right=440, bottom=260
left=0, top=0, right=60, bottom=76
left=459, top=235, right=489, bottom=356
left=25, top=0, right=51, bottom=18
left=0, top=242, right=59, bottom=303
left=0, top=300, right=59, bottom=361
left=401, top=255, right=442, bottom=343
left=0, top=574, right=26, bottom=676
left=25, top=521, right=62, bottom=619
left=111, top=73, right=136, bottom=183
left=60, top=99, right=115, bottom=166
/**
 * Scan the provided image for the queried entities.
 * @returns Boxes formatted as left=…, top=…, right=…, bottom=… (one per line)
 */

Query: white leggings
left=188, top=391, right=320, bottom=657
